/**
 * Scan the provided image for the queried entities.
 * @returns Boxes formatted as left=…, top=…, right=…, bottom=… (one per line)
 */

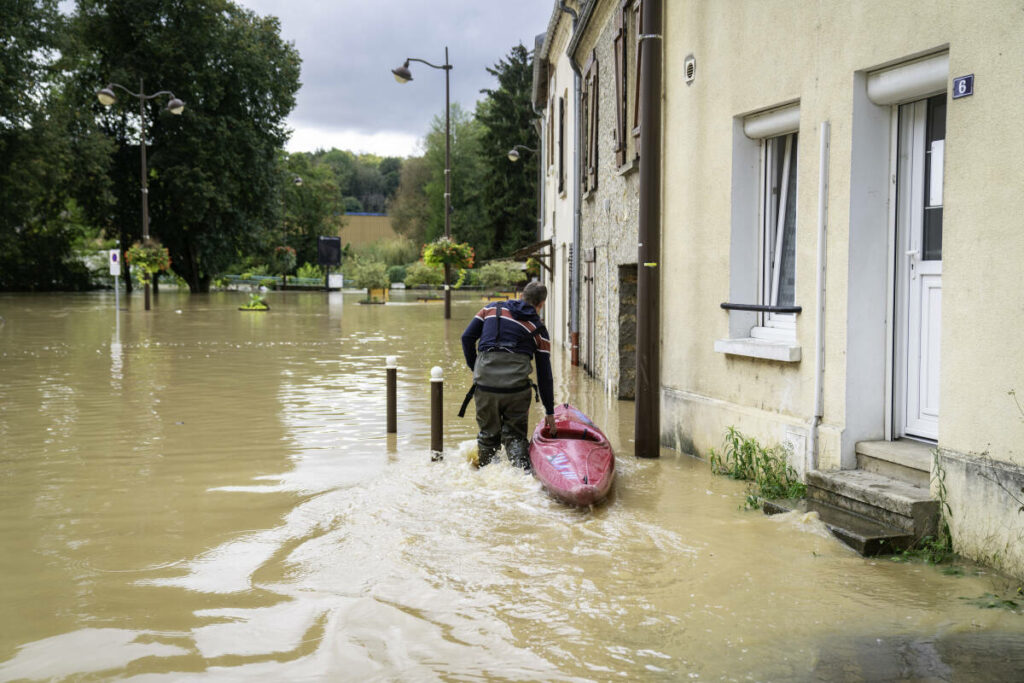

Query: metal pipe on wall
left=809, top=121, right=831, bottom=473
left=634, top=0, right=663, bottom=458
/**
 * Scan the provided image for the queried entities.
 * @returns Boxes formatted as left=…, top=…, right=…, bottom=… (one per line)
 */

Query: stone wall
left=575, top=0, right=640, bottom=396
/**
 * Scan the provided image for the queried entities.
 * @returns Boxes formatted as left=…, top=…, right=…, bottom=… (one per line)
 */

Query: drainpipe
left=559, top=1, right=582, bottom=366
left=809, top=121, right=831, bottom=473
left=634, top=0, right=663, bottom=458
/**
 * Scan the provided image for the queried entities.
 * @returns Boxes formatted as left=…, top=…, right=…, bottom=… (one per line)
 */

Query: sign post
left=109, top=249, right=121, bottom=311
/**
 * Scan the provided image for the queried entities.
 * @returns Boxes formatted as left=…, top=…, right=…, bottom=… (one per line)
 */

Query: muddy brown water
left=1, top=291, right=1022, bottom=681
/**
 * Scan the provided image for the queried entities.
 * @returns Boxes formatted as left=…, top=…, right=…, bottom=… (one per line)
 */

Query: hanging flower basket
left=125, top=240, right=171, bottom=282
left=422, top=237, right=475, bottom=270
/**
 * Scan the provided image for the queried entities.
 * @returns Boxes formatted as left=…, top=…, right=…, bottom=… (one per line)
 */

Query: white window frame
left=754, top=131, right=798, bottom=339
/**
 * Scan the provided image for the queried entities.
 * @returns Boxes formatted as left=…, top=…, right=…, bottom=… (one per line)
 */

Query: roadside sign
left=109, top=249, right=121, bottom=276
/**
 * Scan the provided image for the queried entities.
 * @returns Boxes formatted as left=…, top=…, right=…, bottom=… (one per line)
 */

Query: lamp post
left=97, top=80, right=184, bottom=311
left=392, top=48, right=454, bottom=319
left=507, top=144, right=544, bottom=257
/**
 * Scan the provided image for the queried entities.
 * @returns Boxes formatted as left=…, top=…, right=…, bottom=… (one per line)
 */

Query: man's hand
left=545, top=414, right=557, bottom=436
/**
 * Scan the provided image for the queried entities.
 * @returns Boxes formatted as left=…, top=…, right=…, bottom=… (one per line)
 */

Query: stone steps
left=855, top=439, right=933, bottom=488
left=763, top=498, right=915, bottom=555
left=806, top=469, right=939, bottom=541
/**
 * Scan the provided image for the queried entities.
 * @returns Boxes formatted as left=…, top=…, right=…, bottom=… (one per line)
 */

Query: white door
left=895, top=95, right=945, bottom=441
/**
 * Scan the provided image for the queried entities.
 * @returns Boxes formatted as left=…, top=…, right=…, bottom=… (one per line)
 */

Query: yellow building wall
left=661, top=0, right=1024, bottom=576
left=339, top=214, right=398, bottom=248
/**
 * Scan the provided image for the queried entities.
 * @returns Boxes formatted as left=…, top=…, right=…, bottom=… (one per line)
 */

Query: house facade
left=535, top=0, right=1024, bottom=577
left=569, top=0, right=642, bottom=399
left=533, top=3, right=580, bottom=351
left=659, top=1, right=1024, bottom=575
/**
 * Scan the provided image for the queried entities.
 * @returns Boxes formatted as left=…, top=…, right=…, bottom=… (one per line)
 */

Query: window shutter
left=632, top=0, right=643, bottom=147
left=612, top=5, right=626, bottom=166
left=590, top=59, right=599, bottom=190
left=867, top=52, right=948, bottom=105
left=585, top=60, right=593, bottom=192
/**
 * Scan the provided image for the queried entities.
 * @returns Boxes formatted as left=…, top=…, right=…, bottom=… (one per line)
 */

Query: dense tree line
left=0, top=2, right=537, bottom=291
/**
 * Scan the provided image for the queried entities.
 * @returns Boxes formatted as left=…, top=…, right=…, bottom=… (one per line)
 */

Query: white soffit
left=867, top=52, right=949, bottom=105
left=743, top=104, right=800, bottom=139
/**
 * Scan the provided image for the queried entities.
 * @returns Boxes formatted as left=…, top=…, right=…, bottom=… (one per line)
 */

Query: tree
left=0, top=0, right=113, bottom=290
left=68, top=0, right=301, bottom=292
left=422, top=103, right=485, bottom=248
left=282, top=152, right=343, bottom=267
left=389, top=155, right=430, bottom=244
left=475, top=44, right=539, bottom=258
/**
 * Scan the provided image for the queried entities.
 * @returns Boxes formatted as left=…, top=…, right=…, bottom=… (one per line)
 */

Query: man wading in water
left=460, top=281, right=557, bottom=468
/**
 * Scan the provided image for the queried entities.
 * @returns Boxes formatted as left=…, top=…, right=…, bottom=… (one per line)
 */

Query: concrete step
left=764, top=498, right=915, bottom=556
left=855, top=439, right=933, bottom=488
left=806, top=469, right=939, bottom=540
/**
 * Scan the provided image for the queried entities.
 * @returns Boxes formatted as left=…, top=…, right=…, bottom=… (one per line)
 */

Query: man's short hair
left=522, top=281, right=547, bottom=307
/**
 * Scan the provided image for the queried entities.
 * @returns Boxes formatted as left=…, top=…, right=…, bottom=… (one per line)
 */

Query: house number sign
left=952, top=74, right=974, bottom=99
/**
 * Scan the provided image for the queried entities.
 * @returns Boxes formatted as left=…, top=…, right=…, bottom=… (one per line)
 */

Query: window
left=582, top=51, right=599, bottom=193
left=757, top=132, right=798, bottom=335
left=547, top=80, right=555, bottom=167
left=613, top=1, right=641, bottom=166
left=558, top=95, right=566, bottom=194
left=717, top=103, right=802, bottom=359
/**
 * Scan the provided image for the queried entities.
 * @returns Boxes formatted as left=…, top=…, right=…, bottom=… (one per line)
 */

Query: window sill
left=616, top=157, right=639, bottom=177
left=714, top=337, right=801, bottom=362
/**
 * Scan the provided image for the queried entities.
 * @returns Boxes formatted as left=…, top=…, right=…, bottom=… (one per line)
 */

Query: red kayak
left=530, top=404, right=615, bottom=506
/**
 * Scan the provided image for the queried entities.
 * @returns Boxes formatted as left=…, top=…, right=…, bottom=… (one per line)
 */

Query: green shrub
left=477, top=261, right=525, bottom=290
left=351, top=259, right=390, bottom=291
left=269, top=246, right=296, bottom=275
left=387, top=265, right=407, bottom=284
left=708, top=427, right=806, bottom=509
left=296, top=262, right=323, bottom=280
left=404, top=260, right=443, bottom=287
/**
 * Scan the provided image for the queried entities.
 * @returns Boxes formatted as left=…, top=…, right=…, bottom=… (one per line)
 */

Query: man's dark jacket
left=461, top=300, right=554, bottom=415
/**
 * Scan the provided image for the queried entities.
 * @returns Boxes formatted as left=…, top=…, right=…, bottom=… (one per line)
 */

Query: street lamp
left=506, top=144, right=537, bottom=163
left=97, top=80, right=184, bottom=311
left=392, top=48, right=454, bottom=319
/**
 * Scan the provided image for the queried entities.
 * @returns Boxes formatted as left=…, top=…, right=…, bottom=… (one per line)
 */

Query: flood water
left=1, top=290, right=1023, bottom=681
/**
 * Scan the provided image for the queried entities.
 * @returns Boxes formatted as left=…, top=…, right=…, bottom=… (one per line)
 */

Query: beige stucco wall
left=661, top=0, right=1024, bottom=575
left=573, top=0, right=642, bottom=397
left=540, top=14, right=577, bottom=349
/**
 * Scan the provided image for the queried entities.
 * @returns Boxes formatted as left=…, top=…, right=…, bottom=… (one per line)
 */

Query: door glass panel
left=923, top=95, right=946, bottom=261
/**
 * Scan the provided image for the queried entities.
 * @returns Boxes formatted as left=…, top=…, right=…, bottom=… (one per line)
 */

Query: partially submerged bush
left=404, top=260, right=443, bottom=287
left=709, top=427, right=805, bottom=509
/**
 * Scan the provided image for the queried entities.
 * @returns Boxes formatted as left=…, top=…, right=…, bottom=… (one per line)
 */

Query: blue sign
left=952, top=74, right=974, bottom=99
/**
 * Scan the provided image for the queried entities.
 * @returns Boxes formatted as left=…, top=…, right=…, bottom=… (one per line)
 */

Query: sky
left=234, top=0, right=554, bottom=158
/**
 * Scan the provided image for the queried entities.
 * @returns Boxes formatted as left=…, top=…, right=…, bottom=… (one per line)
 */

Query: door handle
left=905, top=249, right=920, bottom=279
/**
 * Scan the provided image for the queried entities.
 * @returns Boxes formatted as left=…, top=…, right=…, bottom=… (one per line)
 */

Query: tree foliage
left=475, top=44, right=540, bottom=259
left=0, top=0, right=113, bottom=290
left=66, top=0, right=301, bottom=292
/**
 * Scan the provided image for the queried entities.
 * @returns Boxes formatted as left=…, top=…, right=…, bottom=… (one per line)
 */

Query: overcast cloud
left=235, top=0, right=554, bottom=158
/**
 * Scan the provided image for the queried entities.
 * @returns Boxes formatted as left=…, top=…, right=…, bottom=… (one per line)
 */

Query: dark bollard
left=386, top=356, right=397, bottom=434
left=430, top=366, right=443, bottom=460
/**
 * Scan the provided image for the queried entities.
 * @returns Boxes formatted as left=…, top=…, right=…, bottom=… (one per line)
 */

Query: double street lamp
left=392, top=48, right=454, bottom=319
left=97, top=80, right=184, bottom=310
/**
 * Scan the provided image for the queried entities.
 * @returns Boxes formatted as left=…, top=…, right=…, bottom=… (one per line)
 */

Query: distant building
left=338, top=213, right=399, bottom=249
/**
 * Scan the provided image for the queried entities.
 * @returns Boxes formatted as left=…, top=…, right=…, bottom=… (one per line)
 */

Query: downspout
left=809, top=121, right=830, bottom=473
left=634, top=0, right=663, bottom=457
left=559, top=0, right=582, bottom=366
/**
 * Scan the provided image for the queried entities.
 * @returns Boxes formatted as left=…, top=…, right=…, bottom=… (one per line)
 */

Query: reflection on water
left=1, top=291, right=1022, bottom=681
